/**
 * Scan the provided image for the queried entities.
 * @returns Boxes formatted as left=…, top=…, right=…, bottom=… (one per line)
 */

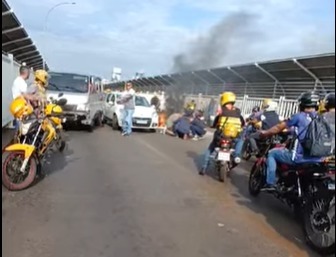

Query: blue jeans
left=233, top=133, right=244, bottom=159
left=266, top=148, right=294, bottom=185
left=122, top=109, right=134, bottom=134
left=190, top=124, right=206, bottom=137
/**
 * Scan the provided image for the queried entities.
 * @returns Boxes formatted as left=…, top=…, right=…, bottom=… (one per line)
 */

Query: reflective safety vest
left=216, top=107, right=243, bottom=138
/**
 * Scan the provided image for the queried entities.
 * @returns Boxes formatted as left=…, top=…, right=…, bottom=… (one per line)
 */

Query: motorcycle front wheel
left=303, top=196, right=335, bottom=255
left=2, top=151, right=37, bottom=191
left=249, top=162, right=265, bottom=196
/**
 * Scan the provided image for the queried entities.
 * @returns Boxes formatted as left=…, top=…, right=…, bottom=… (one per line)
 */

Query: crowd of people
left=198, top=90, right=335, bottom=192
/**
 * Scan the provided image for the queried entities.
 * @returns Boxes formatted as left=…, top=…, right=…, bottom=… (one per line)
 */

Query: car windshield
left=135, top=96, right=150, bottom=107
left=48, top=73, right=89, bottom=93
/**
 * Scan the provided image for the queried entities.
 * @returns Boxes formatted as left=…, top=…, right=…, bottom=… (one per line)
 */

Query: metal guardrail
left=183, top=94, right=299, bottom=120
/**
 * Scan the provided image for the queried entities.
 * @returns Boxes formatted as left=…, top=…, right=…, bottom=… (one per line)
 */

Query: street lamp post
left=43, top=2, right=76, bottom=70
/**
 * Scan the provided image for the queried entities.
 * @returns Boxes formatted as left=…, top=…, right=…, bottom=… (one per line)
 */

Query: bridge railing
left=183, top=94, right=300, bottom=120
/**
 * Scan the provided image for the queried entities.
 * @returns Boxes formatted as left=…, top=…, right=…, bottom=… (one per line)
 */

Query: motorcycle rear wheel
left=303, top=197, right=335, bottom=255
left=249, top=162, right=264, bottom=196
left=2, top=151, right=37, bottom=191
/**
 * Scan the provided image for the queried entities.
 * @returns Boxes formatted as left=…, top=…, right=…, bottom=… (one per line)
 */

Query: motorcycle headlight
left=77, top=104, right=88, bottom=111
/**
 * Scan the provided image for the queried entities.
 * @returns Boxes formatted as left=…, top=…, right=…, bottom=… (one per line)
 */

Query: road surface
left=2, top=127, right=325, bottom=257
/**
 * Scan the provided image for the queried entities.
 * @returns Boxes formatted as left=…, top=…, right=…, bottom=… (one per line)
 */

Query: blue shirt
left=286, top=111, right=322, bottom=162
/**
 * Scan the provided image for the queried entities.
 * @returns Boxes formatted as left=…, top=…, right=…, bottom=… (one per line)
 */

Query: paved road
left=2, top=127, right=324, bottom=257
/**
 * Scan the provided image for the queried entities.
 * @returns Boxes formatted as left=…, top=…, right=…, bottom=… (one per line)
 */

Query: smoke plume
left=172, top=12, right=259, bottom=73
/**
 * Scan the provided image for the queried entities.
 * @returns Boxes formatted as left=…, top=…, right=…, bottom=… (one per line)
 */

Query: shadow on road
left=186, top=150, right=223, bottom=183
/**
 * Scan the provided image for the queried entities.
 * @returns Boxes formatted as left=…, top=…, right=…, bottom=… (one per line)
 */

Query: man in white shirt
left=12, top=65, right=36, bottom=101
left=11, top=66, right=37, bottom=130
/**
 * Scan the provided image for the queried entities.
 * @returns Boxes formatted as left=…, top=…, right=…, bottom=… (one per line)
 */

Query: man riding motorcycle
left=247, top=99, right=280, bottom=156
left=199, top=92, right=245, bottom=175
left=322, top=92, right=335, bottom=152
left=245, top=106, right=261, bottom=135
left=259, top=91, right=325, bottom=191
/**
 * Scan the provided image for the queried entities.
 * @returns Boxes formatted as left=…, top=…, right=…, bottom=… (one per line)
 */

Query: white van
left=46, top=72, right=104, bottom=132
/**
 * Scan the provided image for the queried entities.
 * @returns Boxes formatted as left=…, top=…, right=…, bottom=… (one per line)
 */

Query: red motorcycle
left=213, top=137, right=237, bottom=183
left=248, top=136, right=335, bottom=255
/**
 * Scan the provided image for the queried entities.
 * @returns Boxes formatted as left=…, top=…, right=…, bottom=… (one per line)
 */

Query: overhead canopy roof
left=2, top=0, right=48, bottom=70
left=107, top=53, right=335, bottom=98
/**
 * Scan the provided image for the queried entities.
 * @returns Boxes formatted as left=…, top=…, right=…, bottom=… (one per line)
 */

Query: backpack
left=302, top=114, right=333, bottom=157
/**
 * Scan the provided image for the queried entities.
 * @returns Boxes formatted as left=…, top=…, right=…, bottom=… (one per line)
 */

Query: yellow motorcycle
left=2, top=94, right=67, bottom=191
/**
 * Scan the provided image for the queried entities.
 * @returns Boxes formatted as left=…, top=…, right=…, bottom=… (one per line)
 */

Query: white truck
left=46, top=72, right=104, bottom=132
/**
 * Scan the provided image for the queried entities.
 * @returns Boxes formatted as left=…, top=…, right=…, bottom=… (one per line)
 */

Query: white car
left=103, top=92, right=159, bottom=130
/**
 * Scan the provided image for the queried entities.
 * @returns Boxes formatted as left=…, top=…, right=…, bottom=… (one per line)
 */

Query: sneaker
left=261, top=184, right=277, bottom=192
left=121, top=132, right=129, bottom=136
left=192, top=136, right=199, bottom=141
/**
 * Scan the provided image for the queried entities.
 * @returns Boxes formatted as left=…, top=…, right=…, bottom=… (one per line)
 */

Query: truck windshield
left=48, top=73, right=89, bottom=93
left=135, top=96, right=150, bottom=107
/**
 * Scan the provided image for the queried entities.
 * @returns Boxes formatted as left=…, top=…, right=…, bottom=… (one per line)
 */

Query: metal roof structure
left=107, top=53, right=335, bottom=99
left=2, top=0, right=48, bottom=70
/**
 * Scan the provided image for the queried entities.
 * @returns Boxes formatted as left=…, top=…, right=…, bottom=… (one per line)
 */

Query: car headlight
left=77, top=104, right=88, bottom=111
left=152, top=112, right=158, bottom=119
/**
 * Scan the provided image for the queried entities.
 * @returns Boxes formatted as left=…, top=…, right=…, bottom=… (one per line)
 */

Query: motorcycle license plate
left=217, top=151, right=230, bottom=161
left=328, top=182, right=335, bottom=191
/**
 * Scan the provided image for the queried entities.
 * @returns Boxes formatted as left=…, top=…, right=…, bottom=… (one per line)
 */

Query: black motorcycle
left=249, top=137, right=335, bottom=255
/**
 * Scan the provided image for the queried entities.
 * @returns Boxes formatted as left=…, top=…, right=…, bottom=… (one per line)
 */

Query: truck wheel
left=95, top=112, right=104, bottom=127
left=87, top=120, right=94, bottom=132
left=112, top=115, right=119, bottom=131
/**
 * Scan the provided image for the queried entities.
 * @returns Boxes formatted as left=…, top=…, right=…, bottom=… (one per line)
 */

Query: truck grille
left=62, top=104, right=77, bottom=112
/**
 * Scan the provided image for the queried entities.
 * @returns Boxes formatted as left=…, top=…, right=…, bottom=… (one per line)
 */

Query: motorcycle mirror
left=57, top=98, right=67, bottom=106
left=58, top=92, right=64, bottom=97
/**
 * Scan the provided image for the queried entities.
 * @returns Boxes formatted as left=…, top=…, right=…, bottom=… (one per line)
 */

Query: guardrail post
left=241, top=95, right=249, bottom=116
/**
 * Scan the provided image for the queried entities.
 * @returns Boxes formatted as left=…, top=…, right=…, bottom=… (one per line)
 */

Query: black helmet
left=298, top=91, right=320, bottom=109
left=324, top=92, right=335, bottom=110
left=252, top=106, right=260, bottom=113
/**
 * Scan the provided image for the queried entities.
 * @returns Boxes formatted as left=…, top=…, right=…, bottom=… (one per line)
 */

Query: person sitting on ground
left=165, top=113, right=182, bottom=136
left=173, top=114, right=193, bottom=140
left=190, top=110, right=207, bottom=140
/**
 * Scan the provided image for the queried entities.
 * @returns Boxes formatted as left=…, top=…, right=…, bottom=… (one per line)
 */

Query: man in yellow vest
left=199, top=92, right=245, bottom=175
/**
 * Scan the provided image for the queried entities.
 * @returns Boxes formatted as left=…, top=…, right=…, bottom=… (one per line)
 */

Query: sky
left=8, top=0, right=335, bottom=80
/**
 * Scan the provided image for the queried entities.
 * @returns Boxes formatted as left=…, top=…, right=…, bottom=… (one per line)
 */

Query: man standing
left=119, top=82, right=135, bottom=136
left=12, top=65, right=33, bottom=100
left=11, top=65, right=37, bottom=129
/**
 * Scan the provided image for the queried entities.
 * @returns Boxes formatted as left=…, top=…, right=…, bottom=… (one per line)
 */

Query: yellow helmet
left=255, top=121, right=262, bottom=129
left=220, top=92, right=236, bottom=106
left=34, top=69, right=49, bottom=86
left=45, top=104, right=63, bottom=116
left=223, top=123, right=240, bottom=138
left=318, top=100, right=327, bottom=114
left=9, top=97, right=34, bottom=119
